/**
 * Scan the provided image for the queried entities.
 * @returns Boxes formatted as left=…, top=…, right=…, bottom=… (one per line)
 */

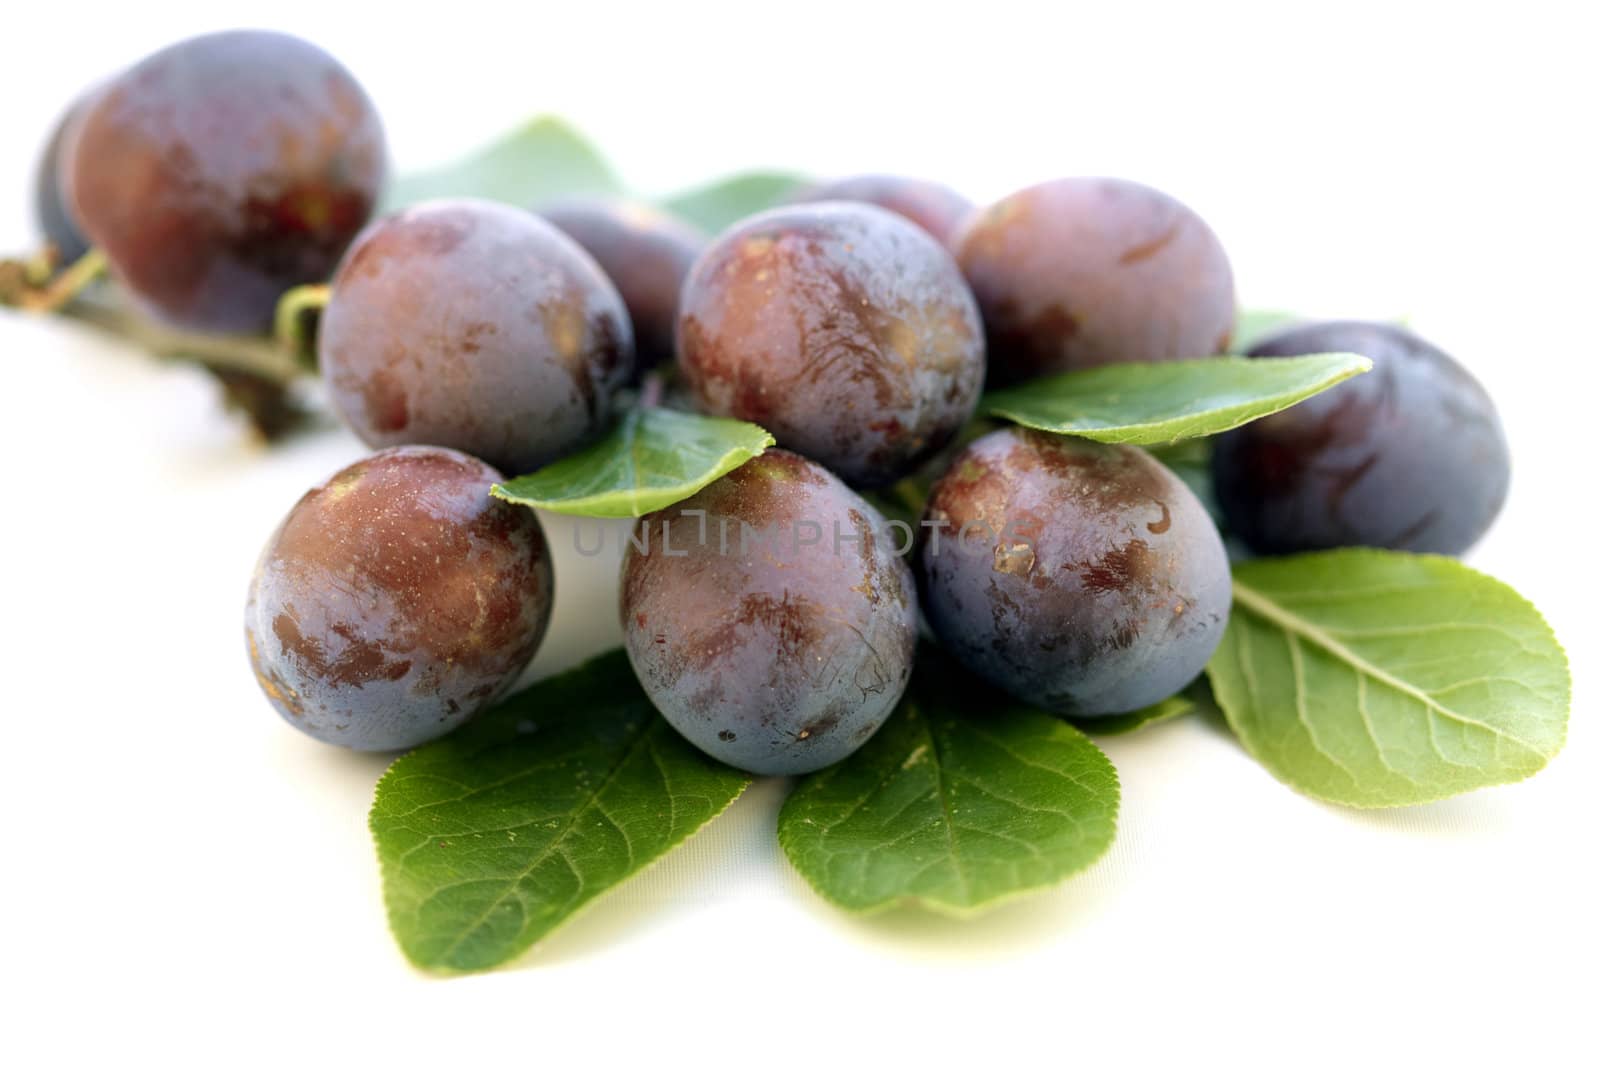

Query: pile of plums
left=36, top=31, right=1510, bottom=771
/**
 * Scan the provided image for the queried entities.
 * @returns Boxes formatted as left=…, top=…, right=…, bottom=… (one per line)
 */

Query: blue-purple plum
left=622, top=450, right=917, bottom=774
left=245, top=447, right=553, bottom=750
left=790, top=174, right=974, bottom=245
left=955, top=177, right=1235, bottom=384
left=678, top=202, right=984, bottom=488
left=917, top=428, right=1230, bottom=716
left=537, top=198, right=704, bottom=373
left=65, top=30, right=386, bottom=332
left=34, top=100, right=91, bottom=263
left=320, top=199, right=633, bottom=474
left=1212, top=320, right=1510, bottom=555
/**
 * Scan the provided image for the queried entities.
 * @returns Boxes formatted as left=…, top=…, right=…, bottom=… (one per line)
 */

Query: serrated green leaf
left=371, top=650, right=750, bottom=973
left=490, top=406, right=773, bottom=518
left=1068, top=693, right=1195, bottom=736
left=980, top=353, right=1371, bottom=445
left=1231, top=308, right=1302, bottom=352
left=1207, top=550, right=1570, bottom=808
left=778, top=656, right=1119, bottom=915
left=386, top=117, right=622, bottom=210
left=661, top=172, right=809, bottom=233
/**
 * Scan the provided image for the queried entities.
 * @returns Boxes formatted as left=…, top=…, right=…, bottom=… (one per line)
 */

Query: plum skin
left=917, top=428, right=1230, bottom=716
left=955, top=177, right=1235, bottom=384
left=320, top=199, right=634, bottom=475
left=245, top=446, right=554, bottom=751
left=1212, top=321, right=1511, bottom=556
left=65, top=30, right=386, bottom=333
left=537, top=198, right=704, bottom=373
left=34, top=100, right=91, bottom=263
left=677, top=202, right=985, bottom=489
left=789, top=175, right=975, bottom=246
left=621, top=449, right=918, bottom=774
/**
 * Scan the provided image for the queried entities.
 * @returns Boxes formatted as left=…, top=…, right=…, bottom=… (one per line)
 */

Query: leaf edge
left=370, top=710, right=753, bottom=975
left=776, top=712, right=1121, bottom=918
left=1206, top=548, right=1573, bottom=809
left=489, top=419, right=776, bottom=519
left=980, top=352, right=1373, bottom=446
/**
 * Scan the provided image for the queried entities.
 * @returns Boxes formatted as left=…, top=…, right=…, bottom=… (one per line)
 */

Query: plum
left=955, top=177, right=1235, bottom=383
left=790, top=174, right=974, bottom=245
left=1212, top=320, right=1510, bottom=555
left=917, top=428, right=1230, bottom=716
left=621, top=449, right=917, bottom=774
left=34, top=99, right=91, bottom=264
left=65, top=30, right=386, bottom=332
left=678, top=202, right=984, bottom=488
left=245, top=446, right=553, bottom=750
left=537, top=198, right=704, bottom=373
left=320, top=199, right=633, bottom=474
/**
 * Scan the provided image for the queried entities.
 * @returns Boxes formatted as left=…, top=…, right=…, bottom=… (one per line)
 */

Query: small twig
left=273, top=282, right=330, bottom=369
left=22, top=245, right=60, bottom=287
left=16, top=248, right=107, bottom=312
left=4, top=245, right=322, bottom=387
left=57, top=291, right=309, bottom=384
left=207, top=366, right=317, bottom=442
left=638, top=370, right=667, bottom=410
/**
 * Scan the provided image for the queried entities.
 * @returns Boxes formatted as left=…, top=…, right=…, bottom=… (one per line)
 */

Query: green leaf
left=778, top=655, right=1119, bottom=915
left=370, top=650, right=750, bottom=973
left=1230, top=308, right=1302, bottom=352
left=660, top=172, right=809, bottom=234
left=386, top=117, right=622, bottom=210
left=980, top=353, right=1371, bottom=445
left=1207, top=550, right=1570, bottom=808
left=1068, top=693, right=1195, bottom=736
left=491, top=406, right=773, bottom=518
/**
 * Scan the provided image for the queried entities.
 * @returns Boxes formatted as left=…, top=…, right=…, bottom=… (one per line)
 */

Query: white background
left=2, top=1, right=1595, bottom=1063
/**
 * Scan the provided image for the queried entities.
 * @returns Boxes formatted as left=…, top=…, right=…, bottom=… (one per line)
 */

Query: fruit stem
left=15, top=248, right=107, bottom=312
left=273, top=283, right=330, bottom=369
left=638, top=370, right=667, bottom=410
left=57, top=290, right=310, bottom=385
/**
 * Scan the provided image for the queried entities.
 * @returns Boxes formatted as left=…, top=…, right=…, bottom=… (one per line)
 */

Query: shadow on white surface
left=516, top=776, right=793, bottom=968
left=265, top=730, right=396, bottom=808
left=1328, top=781, right=1535, bottom=837
left=1126, top=700, right=1532, bottom=838
left=511, top=766, right=1123, bottom=968
left=787, top=873, right=1116, bottom=960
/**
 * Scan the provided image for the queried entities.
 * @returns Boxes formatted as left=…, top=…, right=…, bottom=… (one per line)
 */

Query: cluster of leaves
left=375, top=547, right=1567, bottom=973
left=385, top=116, right=808, bottom=232
left=312, top=120, right=1565, bottom=972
